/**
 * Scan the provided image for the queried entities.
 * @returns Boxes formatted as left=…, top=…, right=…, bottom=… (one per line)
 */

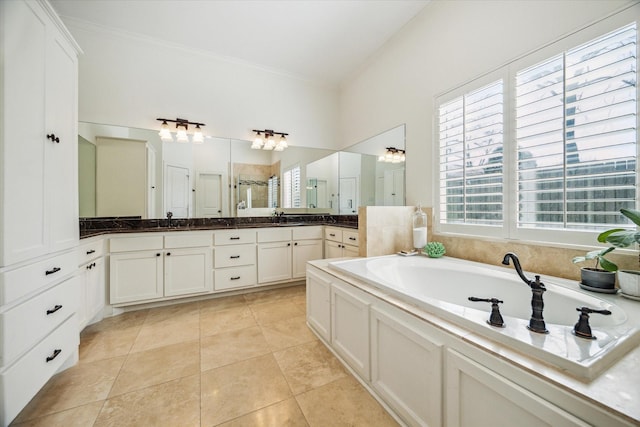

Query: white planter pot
left=617, top=270, right=640, bottom=296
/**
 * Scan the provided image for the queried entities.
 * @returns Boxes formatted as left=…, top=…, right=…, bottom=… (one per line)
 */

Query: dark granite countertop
left=80, top=215, right=358, bottom=239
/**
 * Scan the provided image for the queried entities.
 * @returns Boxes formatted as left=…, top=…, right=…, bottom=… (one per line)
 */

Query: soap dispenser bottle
left=412, top=204, right=427, bottom=250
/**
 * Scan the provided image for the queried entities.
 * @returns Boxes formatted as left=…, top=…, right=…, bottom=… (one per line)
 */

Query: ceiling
left=49, top=0, right=429, bottom=87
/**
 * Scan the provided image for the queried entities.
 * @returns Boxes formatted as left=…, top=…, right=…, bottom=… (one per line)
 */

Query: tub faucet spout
left=501, top=252, right=549, bottom=334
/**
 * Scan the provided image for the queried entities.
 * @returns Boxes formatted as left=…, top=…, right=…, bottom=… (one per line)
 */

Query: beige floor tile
left=130, top=311, right=200, bottom=352
left=201, top=326, right=271, bottom=371
left=79, top=328, right=139, bottom=363
left=143, top=301, right=200, bottom=325
left=249, top=299, right=306, bottom=325
left=201, top=354, right=292, bottom=426
left=243, top=285, right=305, bottom=305
left=218, top=398, right=309, bottom=427
left=274, top=340, right=347, bottom=395
left=81, top=309, right=148, bottom=335
left=94, top=374, right=200, bottom=427
left=199, top=294, right=247, bottom=313
left=296, top=376, right=399, bottom=427
left=260, top=315, right=317, bottom=351
left=10, top=401, right=104, bottom=427
left=200, top=305, right=257, bottom=337
left=109, top=340, right=200, bottom=397
left=13, top=357, right=125, bottom=423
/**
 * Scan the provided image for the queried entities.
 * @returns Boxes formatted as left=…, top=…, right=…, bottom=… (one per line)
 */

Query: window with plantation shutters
left=439, top=80, right=504, bottom=226
left=436, top=17, right=638, bottom=244
left=282, top=166, right=301, bottom=208
left=268, top=175, right=278, bottom=208
left=516, top=23, right=637, bottom=231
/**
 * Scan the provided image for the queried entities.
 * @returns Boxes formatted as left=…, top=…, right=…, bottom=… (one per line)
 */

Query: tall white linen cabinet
left=0, top=0, right=81, bottom=424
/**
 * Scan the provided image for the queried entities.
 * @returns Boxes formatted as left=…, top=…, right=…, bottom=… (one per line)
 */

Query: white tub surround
left=307, top=256, right=640, bottom=427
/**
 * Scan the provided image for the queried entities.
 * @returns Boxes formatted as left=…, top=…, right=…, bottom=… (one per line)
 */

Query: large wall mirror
left=78, top=122, right=405, bottom=219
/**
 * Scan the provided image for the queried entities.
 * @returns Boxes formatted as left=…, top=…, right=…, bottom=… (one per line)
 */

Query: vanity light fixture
left=157, top=118, right=206, bottom=144
left=378, top=147, right=406, bottom=163
left=252, top=129, right=289, bottom=151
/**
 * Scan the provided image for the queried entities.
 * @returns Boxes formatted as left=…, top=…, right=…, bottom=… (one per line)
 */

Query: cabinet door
left=306, top=268, right=332, bottom=342
left=110, top=251, right=163, bottom=304
left=164, top=248, right=212, bottom=297
left=84, top=257, right=105, bottom=327
left=257, top=241, right=292, bottom=284
left=445, top=349, right=589, bottom=427
left=343, top=244, right=359, bottom=257
left=45, top=18, right=78, bottom=253
left=371, top=305, right=443, bottom=427
left=1, top=0, right=49, bottom=265
left=331, top=280, right=371, bottom=381
left=292, top=239, right=323, bottom=279
left=324, top=240, right=343, bottom=259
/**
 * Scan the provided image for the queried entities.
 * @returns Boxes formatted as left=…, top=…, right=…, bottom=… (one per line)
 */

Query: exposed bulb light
left=157, top=117, right=206, bottom=144
left=379, top=147, right=406, bottom=163
left=192, top=124, right=204, bottom=144
left=252, top=129, right=289, bottom=151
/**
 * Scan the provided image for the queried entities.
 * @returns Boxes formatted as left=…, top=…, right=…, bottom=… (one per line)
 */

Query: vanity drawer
left=0, top=314, right=79, bottom=427
left=214, top=229, right=256, bottom=246
left=214, top=265, right=257, bottom=291
left=109, top=235, right=163, bottom=253
left=324, top=227, right=343, bottom=242
left=257, top=228, right=291, bottom=243
left=0, top=250, right=77, bottom=306
left=164, top=232, right=212, bottom=249
left=0, top=275, right=79, bottom=366
left=78, top=238, right=105, bottom=265
left=293, top=226, right=323, bottom=240
left=343, top=230, right=359, bottom=245
left=214, top=245, right=256, bottom=268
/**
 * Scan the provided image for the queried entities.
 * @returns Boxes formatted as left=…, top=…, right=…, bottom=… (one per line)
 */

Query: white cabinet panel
left=164, top=248, right=212, bottom=296
left=292, top=239, right=323, bottom=279
left=306, top=269, right=332, bottom=342
left=325, top=240, right=344, bottom=259
left=164, top=232, right=212, bottom=249
left=214, top=244, right=256, bottom=268
left=331, top=280, right=371, bottom=380
left=257, top=241, right=292, bottom=283
left=214, top=265, right=257, bottom=291
left=214, top=229, right=256, bottom=246
left=371, top=305, right=442, bottom=427
left=110, top=251, right=163, bottom=304
left=78, top=256, right=105, bottom=329
left=445, top=349, right=589, bottom=427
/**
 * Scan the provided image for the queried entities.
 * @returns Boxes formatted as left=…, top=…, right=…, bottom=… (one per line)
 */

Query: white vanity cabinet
left=324, top=227, right=359, bottom=258
left=109, top=233, right=213, bottom=305
left=77, top=238, right=106, bottom=329
left=258, top=226, right=323, bottom=284
left=0, top=1, right=81, bottom=424
left=213, top=229, right=257, bottom=291
left=306, top=269, right=332, bottom=342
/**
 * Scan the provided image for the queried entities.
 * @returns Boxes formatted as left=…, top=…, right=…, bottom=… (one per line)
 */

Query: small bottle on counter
left=412, top=204, right=427, bottom=250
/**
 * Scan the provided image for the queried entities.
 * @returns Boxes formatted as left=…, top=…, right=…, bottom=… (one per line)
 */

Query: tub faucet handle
left=573, top=306, right=612, bottom=340
left=469, top=297, right=505, bottom=328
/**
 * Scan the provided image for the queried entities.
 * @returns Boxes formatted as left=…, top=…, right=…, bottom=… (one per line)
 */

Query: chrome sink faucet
left=502, top=252, right=548, bottom=334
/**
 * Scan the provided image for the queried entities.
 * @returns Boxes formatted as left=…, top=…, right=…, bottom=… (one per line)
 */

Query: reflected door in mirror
left=195, top=172, right=223, bottom=217
left=165, top=164, right=190, bottom=218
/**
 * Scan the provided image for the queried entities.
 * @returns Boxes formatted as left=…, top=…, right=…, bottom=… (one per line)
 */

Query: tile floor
left=11, top=285, right=400, bottom=427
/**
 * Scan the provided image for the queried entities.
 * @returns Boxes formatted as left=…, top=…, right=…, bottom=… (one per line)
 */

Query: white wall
left=65, top=19, right=340, bottom=150
left=339, top=0, right=634, bottom=207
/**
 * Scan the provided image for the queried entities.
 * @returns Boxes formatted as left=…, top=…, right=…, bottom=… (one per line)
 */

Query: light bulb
left=176, top=126, right=188, bottom=143
left=193, top=125, right=204, bottom=144
left=159, top=121, right=172, bottom=141
left=279, top=135, right=288, bottom=149
left=253, top=133, right=263, bottom=149
left=263, top=135, right=275, bottom=150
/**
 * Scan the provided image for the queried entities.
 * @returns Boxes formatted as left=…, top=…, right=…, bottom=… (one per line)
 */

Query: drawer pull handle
left=86, top=262, right=96, bottom=270
left=348, top=237, right=356, bottom=241
left=287, top=243, right=291, bottom=246
left=47, top=304, right=63, bottom=315
left=46, top=349, right=62, bottom=362
left=231, top=276, right=241, bottom=280
left=230, top=237, right=241, bottom=240
left=230, top=255, right=240, bottom=259
left=166, top=252, right=171, bottom=256
left=86, top=249, right=96, bottom=255
left=294, top=242, right=298, bottom=246
left=156, top=253, right=161, bottom=257
left=46, top=133, right=60, bottom=143
left=45, top=267, right=61, bottom=276
left=329, top=233, right=336, bottom=237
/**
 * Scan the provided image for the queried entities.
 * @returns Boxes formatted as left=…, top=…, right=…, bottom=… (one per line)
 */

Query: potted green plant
left=572, top=246, right=617, bottom=289
left=599, top=208, right=640, bottom=297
